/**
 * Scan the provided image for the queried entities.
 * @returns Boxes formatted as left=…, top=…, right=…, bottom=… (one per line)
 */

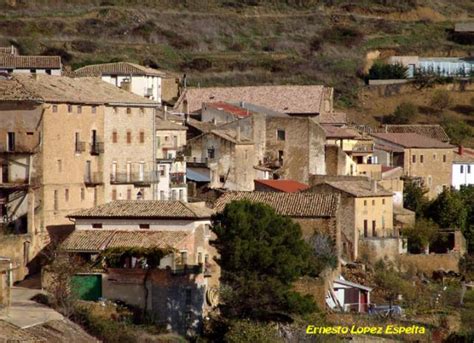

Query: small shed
left=327, top=277, right=372, bottom=313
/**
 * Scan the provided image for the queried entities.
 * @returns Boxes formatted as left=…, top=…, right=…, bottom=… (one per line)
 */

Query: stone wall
left=359, top=237, right=406, bottom=262
left=398, top=253, right=461, bottom=274
left=0, top=234, right=31, bottom=282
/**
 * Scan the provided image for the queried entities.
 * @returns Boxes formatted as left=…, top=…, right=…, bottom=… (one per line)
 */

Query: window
left=126, top=131, right=132, bottom=144
left=443, top=154, right=446, bottom=163
left=278, top=150, right=284, bottom=162
left=30, top=69, right=36, bottom=74
left=26, top=132, right=33, bottom=136
left=126, top=107, right=132, bottom=115
left=468, top=165, right=471, bottom=174
left=412, top=155, right=416, bottom=163
left=208, top=148, right=215, bottom=159
left=57, top=159, right=62, bottom=172
left=92, top=223, right=102, bottom=229
left=372, top=199, right=375, bottom=206
left=277, top=129, right=286, bottom=141
left=112, top=189, right=117, bottom=200
left=139, top=224, right=150, bottom=229
left=219, top=175, right=225, bottom=183
left=127, top=189, right=132, bottom=200
left=92, top=106, right=97, bottom=114
left=179, top=189, right=184, bottom=201
left=160, top=190, right=165, bottom=200
left=54, top=190, right=58, bottom=211
left=139, top=188, right=145, bottom=200
left=461, top=165, right=464, bottom=174
left=159, top=166, right=166, bottom=176
left=64, top=188, right=69, bottom=202
left=68, top=104, right=73, bottom=113
left=372, top=220, right=376, bottom=237
left=113, top=106, right=118, bottom=114
left=74, top=132, right=81, bottom=153
left=172, top=190, right=177, bottom=200
left=198, top=252, right=203, bottom=264
left=364, top=200, right=367, bottom=206
left=52, top=105, right=58, bottom=113
left=139, top=131, right=145, bottom=143
left=81, top=188, right=85, bottom=201
left=46, top=69, right=51, bottom=75
left=244, top=150, right=248, bottom=160
left=382, top=199, right=385, bottom=205
left=111, top=161, right=117, bottom=181
left=7, top=132, right=15, bottom=152
left=363, top=220, right=368, bottom=238
left=77, top=105, right=82, bottom=114
left=433, top=153, right=437, bottom=160
left=112, top=130, right=118, bottom=143
left=181, top=251, right=188, bottom=265
left=420, top=155, right=424, bottom=163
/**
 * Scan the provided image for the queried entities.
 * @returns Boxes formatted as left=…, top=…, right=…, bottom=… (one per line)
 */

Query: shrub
left=71, top=40, right=98, bottom=53
left=368, top=62, right=407, bottom=80
left=430, top=89, right=452, bottom=111
left=225, top=320, right=283, bottom=343
left=308, top=36, right=322, bottom=52
left=321, top=25, right=364, bottom=47
left=385, top=101, right=417, bottom=124
left=443, top=119, right=473, bottom=145
left=42, top=47, right=73, bottom=63
left=402, top=218, right=439, bottom=254
left=181, top=58, right=212, bottom=71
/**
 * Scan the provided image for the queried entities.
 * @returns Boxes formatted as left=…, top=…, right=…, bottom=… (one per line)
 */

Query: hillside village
left=0, top=4, right=474, bottom=342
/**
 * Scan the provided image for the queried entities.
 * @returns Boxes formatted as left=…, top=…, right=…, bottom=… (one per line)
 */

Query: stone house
left=156, top=114, right=187, bottom=201
left=0, top=74, right=159, bottom=280
left=452, top=146, right=474, bottom=190
left=213, top=191, right=341, bottom=259
left=194, top=102, right=326, bottom=184
left=186, top=128, right=255, bottom=191
left=0, top=47, right=61, bottom=75
left=74, top=62, right=180, bottom=104
left=306, top=179, right=395, bottom=261
left=372, top=132, right=454, bottom=199
left=62, top=200, right=218, bottom=336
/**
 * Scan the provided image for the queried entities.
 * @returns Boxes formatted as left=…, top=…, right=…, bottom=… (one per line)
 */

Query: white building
left=452, top=147, right=474, bottom=190
left=74, top=62, right=178, bottom=104
left=156, top=115, right=188, bottom=201
left=0, top=46, right=61, bottom=75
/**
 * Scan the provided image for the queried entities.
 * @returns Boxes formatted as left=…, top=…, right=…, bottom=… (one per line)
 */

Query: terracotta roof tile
left=206, top=101, right=253, bottom=118
left=0, top=55, right=61, bottom=69
left=322, top=125, right=357, bottom=139
left=378, top=125, right=450, bottom=142
left=453, top=147, right=474, bottom=163
left=371, top=133, right=453, bottom=149
left=74, top=62, right=169, bottom=77
left=254, top=179, right=310, bottom=193
left=213, top=191, right=339, bottom=217
left=175, top=85, right=329, bottom=115
left=68, top=200, right=214, bottom=219
left=62, top=229, right=189, bottom=252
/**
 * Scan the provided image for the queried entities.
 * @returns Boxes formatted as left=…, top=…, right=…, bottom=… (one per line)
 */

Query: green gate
left=71, top=274, right=102, bottom=301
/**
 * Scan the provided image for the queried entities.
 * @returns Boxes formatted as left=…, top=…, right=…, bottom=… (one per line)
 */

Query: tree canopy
left=211, top=200, right=317, bottom=321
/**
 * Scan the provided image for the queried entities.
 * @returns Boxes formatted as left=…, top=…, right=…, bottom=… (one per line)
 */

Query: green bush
left=224, top=320, right=283, bottom=343
left=385, top=101, right=418, bottom=124
left=322, top=25, right=364, bottom=47
left=430, top=90, right=452, bottom=111
left=368, top=62, right=407, bottom=80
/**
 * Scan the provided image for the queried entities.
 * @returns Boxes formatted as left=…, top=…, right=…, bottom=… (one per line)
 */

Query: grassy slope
left=0, top=0, right=473, bottom=140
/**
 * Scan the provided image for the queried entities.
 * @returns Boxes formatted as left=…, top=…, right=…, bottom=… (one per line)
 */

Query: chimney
left=371, top=179, right=378, bottom=193
left=163, top=105, right=168, bottom=121
left=459, top=145, right=464, bottom=156
left=236, top=126, right=241, bottom=141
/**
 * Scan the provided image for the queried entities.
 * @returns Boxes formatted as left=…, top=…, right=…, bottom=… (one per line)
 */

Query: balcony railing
left=75, top=141, right=86, bottom=153
left=145, top=87, right=154, bottom=97
left=185, top=156, right=215, bottom=164
left=0, top=142, right=36, bottom=154
left=170, top=172, right=185, bottom=186
left=110, top=171, right=160, bottom=185
left=90, top=142, right=104, bottom=155
left=84, top=172, right=104, bottom=186
left=352, top=143, right=374, bottom=153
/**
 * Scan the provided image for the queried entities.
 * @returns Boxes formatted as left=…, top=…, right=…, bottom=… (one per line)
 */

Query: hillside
left=1, top=0, right=473, bottom=142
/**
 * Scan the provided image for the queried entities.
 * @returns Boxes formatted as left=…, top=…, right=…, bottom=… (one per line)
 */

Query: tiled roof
left=156, top=116, right=187, bottom=130
left=453, top=147, right=474, bottom=163
left=322, top=125, right=357, bottom=139
left=74, top=62, right=168, bottom=77
left=61, top=229, right=189, bottom=252
left=379, top=125, right=450, bottom=142
left=319, top=111, right=347, bottom=125
left=0, top=55, right=61, bottom=69
left=309, top=180, right=393, bottom=197
left=213, top=191, right=339, bottom=217
left=254, top=179, right=310, bottom=193
left=175, top=85, right=329, bottom=115
left=371, top=133, right=453, bottom=149
left=205, top=101, right=253, bottom=118
left=68, top=200, right=214, bottom=219
left=186, top=118, right=217, bottom=133
left=0, top=74, right=158, bottom=104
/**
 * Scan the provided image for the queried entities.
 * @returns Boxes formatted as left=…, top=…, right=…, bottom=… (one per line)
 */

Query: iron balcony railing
left=0, top=142, right=36, bottom=154
left=75, top=141, right=86, bottom=153
left=352, top=143, right=374, bottom=153
left=84, top=172, right=104, bottom=186
left=90, top=142, right=104, bottom=155
left=110, top=171, right=160, bottom=184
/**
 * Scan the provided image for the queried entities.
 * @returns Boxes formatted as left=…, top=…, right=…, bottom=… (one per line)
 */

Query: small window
left=443, top=154, right=447, bottom=163
left=461, top=165, right=464, bottom=174
left=278, top=150, right=284, bottom=162
left=113, top=106, right=118, bottom=114
left=52, top=105, right=58, bottom=113
left=26, top=132, right=34, bottom=136
left=92, top=223, right=102, bottom=229
left=433, top=153, right=437, bottom=160
left=77, top=105, right=82, bottom=114
left=364, top=200, right=367, bottom=206
left=277, top=129, right=286, bottom=141
left=126, top=107, right=132, bottom=114
left=54, top=190, right=58, bottom=211
left=68, top=104, right=73, bottom=113
left=30, top=69, right=36, bottom=74
left=57, top=159, right=62, bottom=172
left=112, top=130, right=118, bottom=143
left=64, top=188, right=69, bottom=202
left=139, top=224, right=150, bottom=229
left=46, top=69, right=51, bottom=75
left=382, top=199, right=385, bottom=205
left=372, top=199, right=375, bottom=206
left=81, top=188, right=85, bottom=201
left=126, top=131, right=132, bottom=144
left=420, top=155, right=424, bottom=163
left=219, top=175, right=225, bottom=183
left=412, top=155, right=416, bottom=163
left=468, top=165, right=471, bottom=174
left=208, top=148, right=215, bottom=159
left=181, top=251, right=188, bottom=265
left=92, top=106, right=97, bottom=114
left=127, top=189, right=132, bottom=200
left=139, top=131, right=145, bottom=143
left=112, top=189, right=117, bottom=200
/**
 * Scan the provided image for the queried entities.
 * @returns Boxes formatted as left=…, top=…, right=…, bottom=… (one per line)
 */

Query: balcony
left=144, top=87, right=154, bottom=97
left=170, top=172, right=186, bottom=187
left=90, top=142, right=104, bottom=156
left=185, top=156, right=215, bottom=165
left=0, top=142, right=36, bottom=154
left=84, top=172, right=103, bottom=186
left=351, top=143, right=374, bottom=153
left=110, top=171, right=160, bottom=185
left=75, top=141, right=86, bottom=153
